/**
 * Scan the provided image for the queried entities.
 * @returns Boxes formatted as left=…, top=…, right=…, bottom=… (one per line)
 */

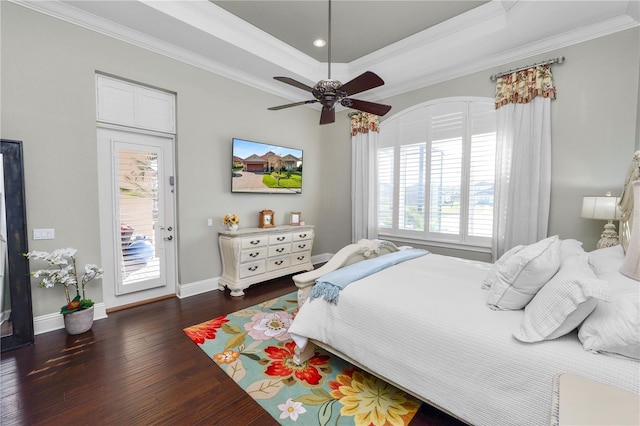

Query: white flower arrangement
left=25, top=248, right=103, bottom=314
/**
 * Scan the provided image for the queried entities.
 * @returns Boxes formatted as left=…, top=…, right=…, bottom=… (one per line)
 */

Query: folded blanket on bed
left=309, top=248, right=428, bottom=304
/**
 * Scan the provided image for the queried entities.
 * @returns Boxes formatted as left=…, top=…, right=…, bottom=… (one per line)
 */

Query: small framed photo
left=259, top=209, right=275, bottom=228
left=290, top=212, right=301, bottom=225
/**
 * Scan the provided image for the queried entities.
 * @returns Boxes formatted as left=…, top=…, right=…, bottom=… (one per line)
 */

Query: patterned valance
left=350, top=112, right=379, bottom=136
left=495, top=65, right=556, bottom=109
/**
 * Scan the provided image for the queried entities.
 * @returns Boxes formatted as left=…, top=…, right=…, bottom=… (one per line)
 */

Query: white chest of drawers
left=218, top=225, right=314, bottom=296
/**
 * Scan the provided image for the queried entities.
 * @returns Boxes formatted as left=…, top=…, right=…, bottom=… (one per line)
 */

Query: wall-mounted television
left=231, top=138, right=303, bottom=194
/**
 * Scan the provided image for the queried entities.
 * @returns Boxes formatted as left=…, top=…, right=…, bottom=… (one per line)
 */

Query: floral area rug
left=184, top=292, right=422, bottom=425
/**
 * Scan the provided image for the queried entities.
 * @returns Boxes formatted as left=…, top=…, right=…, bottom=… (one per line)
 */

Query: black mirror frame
left=1, top=139, right=34, bottom=352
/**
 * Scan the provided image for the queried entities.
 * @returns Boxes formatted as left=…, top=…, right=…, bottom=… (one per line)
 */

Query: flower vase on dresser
left=223, top=214, right=240, bottom=232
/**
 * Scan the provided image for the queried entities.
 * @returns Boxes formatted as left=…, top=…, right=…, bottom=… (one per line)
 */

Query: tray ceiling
left=12, top=1, right=640, bottom=105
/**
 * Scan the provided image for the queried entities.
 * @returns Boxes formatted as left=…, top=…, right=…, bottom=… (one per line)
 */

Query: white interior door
left=97, top=127, right=176, bottom=309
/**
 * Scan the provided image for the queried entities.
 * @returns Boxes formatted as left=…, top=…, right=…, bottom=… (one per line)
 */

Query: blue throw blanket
left=309, top=248, right=428, bottom=304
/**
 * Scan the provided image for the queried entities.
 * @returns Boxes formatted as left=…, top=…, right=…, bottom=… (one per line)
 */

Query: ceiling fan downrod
left=327, top=0, right=331, bottom=79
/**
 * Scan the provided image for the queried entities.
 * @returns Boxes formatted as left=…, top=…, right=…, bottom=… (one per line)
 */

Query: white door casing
left=97, top=127, right=177, bottom=309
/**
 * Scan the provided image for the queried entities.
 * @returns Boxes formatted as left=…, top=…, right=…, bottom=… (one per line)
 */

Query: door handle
left=164, top=235, right=173, bottom=241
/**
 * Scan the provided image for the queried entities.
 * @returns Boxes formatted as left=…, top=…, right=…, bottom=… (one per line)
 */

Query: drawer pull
left=276, top=248, right=285, bottom=253
left=249, top=252, right=259, bottom=258
left=297, top=256, right=305, bottom=261
left=297, top=244, right=306, bottom=249
left=250, top=240, right=261, bottom=245
left=275, top=260, right=284, bottom=266
left=277, top=236, right=286, bottom=241
left=248, top=266, right=259, bottom=271
left=298, top=233, right=307, bottom=238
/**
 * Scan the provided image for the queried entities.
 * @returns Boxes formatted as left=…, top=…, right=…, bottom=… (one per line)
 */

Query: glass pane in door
left=117, top=147, right=162, bottom=292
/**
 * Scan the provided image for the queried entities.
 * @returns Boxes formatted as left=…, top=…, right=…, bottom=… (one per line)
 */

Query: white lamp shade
left=581, top=196, right=622, bottom=220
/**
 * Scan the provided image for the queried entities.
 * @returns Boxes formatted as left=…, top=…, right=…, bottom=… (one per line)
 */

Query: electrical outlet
left=33, top=228, right=55, bottom=240
left=207, top=218, right=213, bottom=227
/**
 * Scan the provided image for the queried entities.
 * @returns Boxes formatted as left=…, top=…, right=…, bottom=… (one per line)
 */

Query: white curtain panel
left=493, top=96, right=552, bottom=260
left=351, top=131, right=379, bottom=242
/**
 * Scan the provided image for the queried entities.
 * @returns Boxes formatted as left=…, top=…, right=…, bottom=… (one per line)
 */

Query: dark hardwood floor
left=1, top=274, right=464, bottom=425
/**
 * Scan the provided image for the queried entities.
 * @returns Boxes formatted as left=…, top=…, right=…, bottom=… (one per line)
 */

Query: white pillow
left=579, top=295, right=640, bottom=359
left=588, top=245, right=625, bottom=276
left=481, top=245, right=524, bottom=290
left=487, top=236, right=561, bottom=310
left=578, top=271, right=640, bottom=360
left=560, top=238, right=585, bottom=260
left=513, top=254, right=610, bottom=342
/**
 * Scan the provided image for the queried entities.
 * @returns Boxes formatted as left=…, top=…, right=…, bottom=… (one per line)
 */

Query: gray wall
left=0, top=3, right=329, bottom=316
left=1, top=2, right=639, bottom=317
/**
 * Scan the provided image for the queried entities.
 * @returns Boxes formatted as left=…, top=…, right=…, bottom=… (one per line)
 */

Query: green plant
left=24, top=248, right=103, bottom=314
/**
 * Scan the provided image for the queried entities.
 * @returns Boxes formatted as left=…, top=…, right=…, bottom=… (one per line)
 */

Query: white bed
left=288, top=241, right=639, bottom=425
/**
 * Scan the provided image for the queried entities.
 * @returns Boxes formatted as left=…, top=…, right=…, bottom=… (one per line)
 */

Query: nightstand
left=551, top=373, right=640, bottom=425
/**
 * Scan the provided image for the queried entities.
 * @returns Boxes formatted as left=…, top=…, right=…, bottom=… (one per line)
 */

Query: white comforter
left=288, top=254, right=640, bottom=426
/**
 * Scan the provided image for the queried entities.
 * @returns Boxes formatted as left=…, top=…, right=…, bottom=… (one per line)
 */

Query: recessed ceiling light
left=313, top=39, right=326, bottom=47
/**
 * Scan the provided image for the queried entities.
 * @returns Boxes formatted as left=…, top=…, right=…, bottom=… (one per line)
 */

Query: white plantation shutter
left=398, top=110, right=428, bottom=231
left=468, top=102, right=497, bottom=240
left=378, top=98, right=496, bottom=248
left=117, top=147, right=162, bottom=289
left=378, top=119, right=396, bottom=229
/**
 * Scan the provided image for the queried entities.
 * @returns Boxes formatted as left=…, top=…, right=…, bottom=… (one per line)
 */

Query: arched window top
left=381, top=96, right=494, bottom=126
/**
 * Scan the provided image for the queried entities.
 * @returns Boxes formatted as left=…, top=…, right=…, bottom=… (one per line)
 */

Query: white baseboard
left=34, top=303, right=108, bottom=335
left=177, top=276, right=221, bottom=299
left=1, top=309, right=11, bottom=324
left=311, top=253, right=333, bottom=264
left=33, top=253, right=334, bottom=334
left=177, top=253, right=332, bottom=299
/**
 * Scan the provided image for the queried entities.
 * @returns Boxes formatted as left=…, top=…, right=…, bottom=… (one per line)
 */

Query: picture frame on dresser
left=259, top=209, right=275, bottom=228
left=290, top=212, right=301, bottom=225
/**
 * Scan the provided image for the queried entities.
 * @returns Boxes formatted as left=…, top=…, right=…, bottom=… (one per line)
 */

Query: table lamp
left=581, top=192, right=622, bottom=249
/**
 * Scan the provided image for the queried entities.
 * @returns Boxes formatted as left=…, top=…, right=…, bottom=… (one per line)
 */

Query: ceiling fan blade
left=268, top=100, right=317, bottom=110
left=340, top=71, right=385, bottom=96
left=344, top=98, right=392, bottom=116
left=320, top=107, right=335, bottom=125
left=273, top=76, right=314, bottom=93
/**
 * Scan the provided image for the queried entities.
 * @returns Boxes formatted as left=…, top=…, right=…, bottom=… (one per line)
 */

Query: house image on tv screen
left=231, top=138, right=303, bottom=194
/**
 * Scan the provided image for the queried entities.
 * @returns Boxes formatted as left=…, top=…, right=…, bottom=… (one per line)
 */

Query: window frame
left=377, top=96, right=496, bottom=251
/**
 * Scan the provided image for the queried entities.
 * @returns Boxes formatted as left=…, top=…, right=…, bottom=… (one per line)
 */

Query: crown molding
left=351, top=0, right=508, bottom=72
left=370, top=14, right=640, bottom=102
left=142, top=1, right=320, bottom=78
left=9, top=0, right=640, bottom=105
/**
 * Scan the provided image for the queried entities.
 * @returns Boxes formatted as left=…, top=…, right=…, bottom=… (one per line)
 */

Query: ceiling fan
left=268, top=0, right=392, bottom=125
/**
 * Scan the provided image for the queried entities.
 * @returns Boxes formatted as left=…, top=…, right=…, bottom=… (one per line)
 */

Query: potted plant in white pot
left=25, top=248, right=103, bottom=335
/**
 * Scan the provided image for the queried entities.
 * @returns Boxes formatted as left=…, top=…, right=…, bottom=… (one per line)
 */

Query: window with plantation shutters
left=378, top=98, right=496, bottom=249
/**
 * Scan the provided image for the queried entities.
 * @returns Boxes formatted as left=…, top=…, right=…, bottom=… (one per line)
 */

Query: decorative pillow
left=513, top=254, right=610, bottom=342
left=487, top=236, right=561, bottom=310
left=481, top=245, right=524, bottom=290
left=578, top=295, right=639, bottom=360
left=560, top=239, right=585, bottom=261
left=588, top=245, right=625, bottom=276
left=578, top=270, right=640, bottom=360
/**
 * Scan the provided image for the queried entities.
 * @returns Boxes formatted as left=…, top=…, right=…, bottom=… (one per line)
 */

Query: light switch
left=33, top=228, right=55, bottom=240
left=207, top=218, right=213, bottom=227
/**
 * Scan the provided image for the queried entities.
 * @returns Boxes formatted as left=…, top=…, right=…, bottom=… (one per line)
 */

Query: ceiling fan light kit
left=268, top=0, right=391, bottom=125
